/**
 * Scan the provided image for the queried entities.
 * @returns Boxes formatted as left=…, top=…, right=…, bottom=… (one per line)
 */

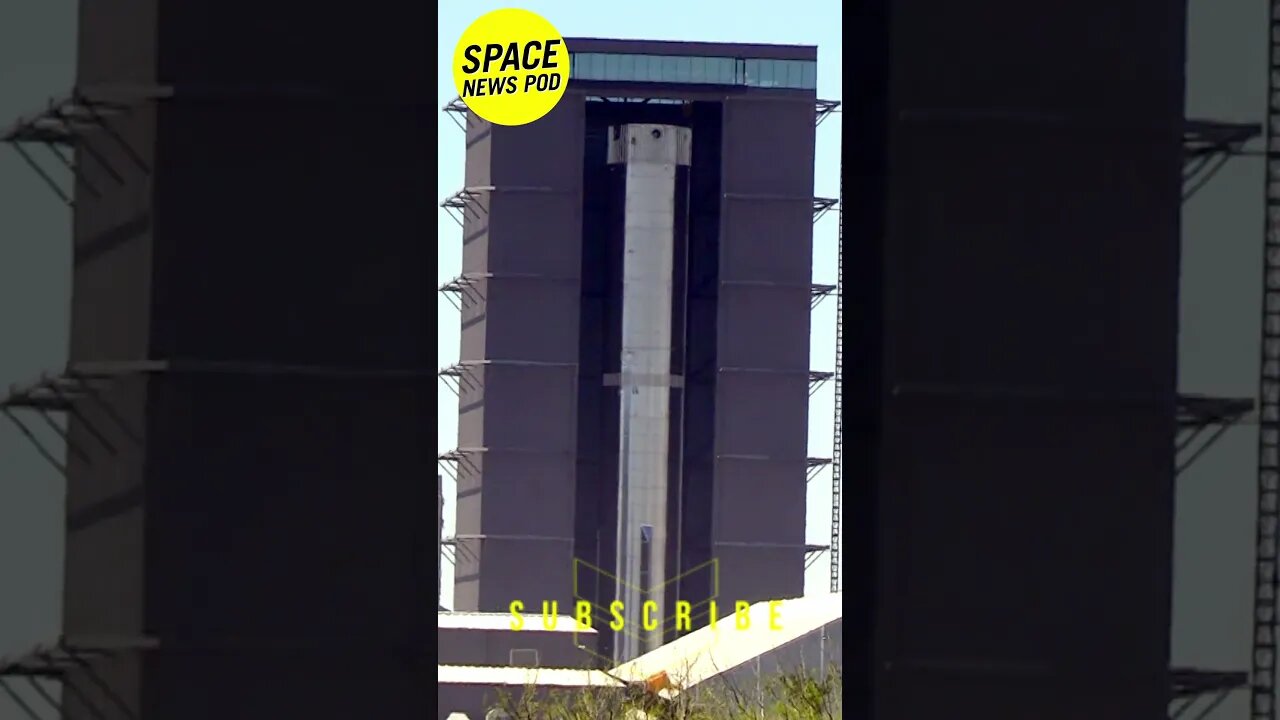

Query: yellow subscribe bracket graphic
left=451, top=8, right=570, bottom=127
left=505, top=558, right=785, bottom=665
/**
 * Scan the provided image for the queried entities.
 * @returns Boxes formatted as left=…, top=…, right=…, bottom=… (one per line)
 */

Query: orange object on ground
left=644, top=671, right=672, bottom=693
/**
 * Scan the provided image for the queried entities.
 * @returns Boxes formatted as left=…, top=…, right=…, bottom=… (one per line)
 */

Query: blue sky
left=437, top=0, right=843, bottom=600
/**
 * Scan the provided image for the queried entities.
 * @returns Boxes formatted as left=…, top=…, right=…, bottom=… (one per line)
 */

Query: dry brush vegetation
left=490, top=664, right=843, bottom=720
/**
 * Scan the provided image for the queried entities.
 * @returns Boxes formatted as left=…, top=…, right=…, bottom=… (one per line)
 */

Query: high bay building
left=0, top=6, right=1233, bottom=719
left=438, top=38, right=838, bottom=661
left=0, top=2, right=433, bottom=717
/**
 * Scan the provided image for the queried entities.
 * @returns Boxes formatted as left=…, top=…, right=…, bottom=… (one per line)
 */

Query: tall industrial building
left=0, top=3, right=433, bottom=718
left=440, top=38, right=826, bottom=659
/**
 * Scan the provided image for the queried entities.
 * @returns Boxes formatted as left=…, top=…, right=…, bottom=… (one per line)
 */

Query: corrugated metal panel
left=437, top=611, right=594, bottom=634
left=612, top=593, right=842, bottom=689
left=437, top=665, right=623, bottom=688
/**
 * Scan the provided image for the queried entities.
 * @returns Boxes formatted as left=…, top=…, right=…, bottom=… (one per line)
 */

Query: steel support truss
left=0, top=364, right=146, bottom=476
left=0, top=85, right=170, bottom=206
left=440, top=534, right=461, bottom=568
left=436, top=448, right=478, bottom=486
left=806, top=456, right=832, bottom=483
left=0, top=635, right=158, bottom=720
left=812, top=196, right=838, bottom=224
left=808, top=371, right=834, bottom=397
left=803, top=543, right=830, bottom=571
left=438, top=531, right=480, bottom=576
left=1170, top=394, right=1250, bottom=717
left=829, top=156, right=843, bottom=594
left=437, top=274, right=484, bottom=312
left=1167, top=112, right=1265, bottom=720
left=1169, top=668, right=1249, bottom=720
left=814, top=99, right=841, bottom=127
left=812, top=176, right=838, bottom=596
left=810, top=283, right=835, bottom=309
left=440, top=187, right=489, bottom=227
left=1183, top=118, right=1260, bottom=202
left=1176, top=393, right=1255, bottom=477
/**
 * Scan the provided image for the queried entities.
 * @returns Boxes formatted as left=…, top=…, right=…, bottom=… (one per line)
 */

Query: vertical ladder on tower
left=830, top=163, right=844, bottom=595
left=1253, top=10, right=1280, bottom=717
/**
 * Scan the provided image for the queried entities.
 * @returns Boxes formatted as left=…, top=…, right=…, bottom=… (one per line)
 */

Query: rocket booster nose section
left=608, top=124, right=692, bottom=167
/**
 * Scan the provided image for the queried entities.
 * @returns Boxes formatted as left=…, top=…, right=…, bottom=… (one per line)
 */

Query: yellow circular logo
left=452, top=9, right=570, bottom=127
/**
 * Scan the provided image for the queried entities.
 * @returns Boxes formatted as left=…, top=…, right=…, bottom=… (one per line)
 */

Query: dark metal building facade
left=0, top=2, right=433, bottom=717
left=442, top=39, right=821, bottom=656
left=845, top=1, right=1185, bottom=718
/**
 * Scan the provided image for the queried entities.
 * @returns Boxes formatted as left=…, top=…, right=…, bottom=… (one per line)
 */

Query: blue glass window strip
left=568, top=52, right=816, bottom=90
